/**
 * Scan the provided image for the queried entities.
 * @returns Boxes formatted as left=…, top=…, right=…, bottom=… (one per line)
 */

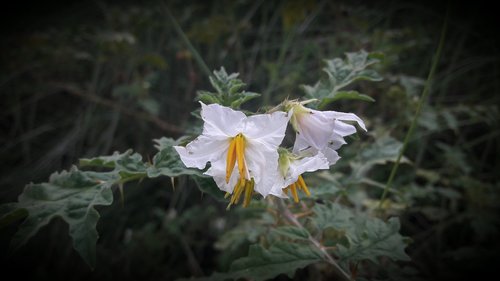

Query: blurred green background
left=1, top=0, right=499, bottom=280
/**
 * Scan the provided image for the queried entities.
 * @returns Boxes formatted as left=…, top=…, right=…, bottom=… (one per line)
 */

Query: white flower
left=288, top=102, right=366, bottom=165
left=270, top=149, right=329, bottom=202
left=174, top=102, right=289, bottom=207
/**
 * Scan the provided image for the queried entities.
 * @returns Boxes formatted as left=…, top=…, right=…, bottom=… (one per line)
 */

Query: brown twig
left=52, top=83, right=183, bottom=134
left=277, top=200, right=352, bottom=281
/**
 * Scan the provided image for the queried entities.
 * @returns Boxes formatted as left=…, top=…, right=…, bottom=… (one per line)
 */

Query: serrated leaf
left=195, top=67, right=260, bottom=109
left=114, top=152, right=148, bottom=181
left=350, top=136, right=410, bottom=179
left=229, top=92, right=260, bottom=108
left=147, top=137, right=202, bottom=178
left=308, top=183, right=341, bottom=199
left=312, top=203, right=354, bottom=231
left=10, top=168, right=115, bottom=269
left=337, top=217, right=411, bottom=264
left=272, top=226, right=310, bottom=240
left=79, top=150, right=135, bottom=168
left=180, top=242, right=323, bottom=281
left=312, top=203, right=410, bottom=265
left=196, top=91, right=221, bottom=104
left=302, top=50, right=382, bottom=107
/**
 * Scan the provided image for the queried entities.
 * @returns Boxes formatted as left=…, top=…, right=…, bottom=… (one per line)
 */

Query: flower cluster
left=174, top=100, right=366, bottom=208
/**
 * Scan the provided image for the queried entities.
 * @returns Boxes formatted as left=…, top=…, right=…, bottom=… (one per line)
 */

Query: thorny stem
left=277, top=200, right=352, bottom=281
left=378, top=5, right=449, bottom=208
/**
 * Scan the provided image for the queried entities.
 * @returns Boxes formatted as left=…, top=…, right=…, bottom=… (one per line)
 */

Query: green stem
left=378, top=7, right=449, bottom=208
left=163, top=5, right=213, bottom=79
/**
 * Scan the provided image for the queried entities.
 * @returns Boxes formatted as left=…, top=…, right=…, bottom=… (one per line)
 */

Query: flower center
left=283, top=175, right=311, bottom=203
left=225, top=133, right=254, bottom=208
left=226, top=133, right=247, bottom=183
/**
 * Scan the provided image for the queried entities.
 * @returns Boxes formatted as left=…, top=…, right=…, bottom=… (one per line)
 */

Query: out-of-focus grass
left=0, top=1, right=498, bottom=280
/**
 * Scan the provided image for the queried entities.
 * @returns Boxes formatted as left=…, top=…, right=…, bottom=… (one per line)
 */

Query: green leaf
left=312, top=203, right=354, bottom=231
left=192, top=175, right=226, bottom=201
left=0, top=204, right=28, bottom=229
left=79, top=150, right=135, bottom=169
left=272, top=226, right=310, bottom=240
left=196, top=67, right=260, bottom=109
left=312, top=203, right=410, bottom=265
left=114, top=152, right=148, bottom=181
left=229, top=92, right=260, bottom=108
left=180, top=242, right=323, bottom=281
left=318, top=90, right=375, bottom=108
left=147, top=137, right=201, bottom=178
left=301, top=50, right=383, bottom=107
left=10, top=168, right=115, bottom=269
left=337, top=217, right=411, bottom=264
left=350, top=136, right=410, bottom=179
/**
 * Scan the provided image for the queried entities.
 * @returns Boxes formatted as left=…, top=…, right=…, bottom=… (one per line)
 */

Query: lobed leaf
left=301, top=50, right=383, bottom=108
left=312, top=203, right=411, bottom=265
left=9, top=168, right=115, bottom=269
left=196, top=67, right=260, bottom=108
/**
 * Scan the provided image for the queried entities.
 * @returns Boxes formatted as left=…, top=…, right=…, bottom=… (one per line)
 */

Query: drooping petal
left=323, top=111, right=367, bottom=132
left=200, top=102, right=246, bottom=139
left=333, top=120, right=358, bottom=136
left=328, top=132, right=347, bottom=150
left=295, top=109, right=336, bottom=150
left=284, top=152, right=329, bottom=186
left=244, top=111, right=290, bottom=147
left=174, top=136, right=228, bottom=169
left=320, top=146, right=341, bottom=166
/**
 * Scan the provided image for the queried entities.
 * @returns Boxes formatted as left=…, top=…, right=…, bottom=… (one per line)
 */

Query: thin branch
left=277, top=200, right=352, bottom=281
left=52, top=83, right=183, bottom=134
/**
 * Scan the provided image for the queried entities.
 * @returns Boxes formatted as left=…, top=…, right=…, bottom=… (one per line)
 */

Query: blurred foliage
left=1, top=0, right=499, bottom=281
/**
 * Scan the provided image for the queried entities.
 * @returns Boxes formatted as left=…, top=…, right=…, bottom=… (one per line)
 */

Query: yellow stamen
left=231, top=179, right=245, bottom=205
left=290, top=183, right=299, bottom=203
left=243, top=179, right=255, bottom=207
left=235, top=134, right=246, bottom=179
left=297, top=175, right=311, bottom=197
left=225, top=137, right=237, bottom=183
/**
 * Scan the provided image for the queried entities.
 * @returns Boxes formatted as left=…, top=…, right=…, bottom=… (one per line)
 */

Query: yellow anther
left=235, top=134, right=246, bottom=179
left=297, top=175, right=310, bottom=197
left=225, top=137, right=237, bottom=183
left=243, top=179, right=255, bottom=207
left=290, top=183, right=299, bottom=203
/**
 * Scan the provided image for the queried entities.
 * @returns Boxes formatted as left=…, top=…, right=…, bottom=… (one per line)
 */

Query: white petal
left=269, top=178, right=289, bottom=198
left=174, top=136, right=228, bottom=169
left=245, top=139, right=280, bottom=197
left=204, top=158, right=238, bottom=193
left=334, top=120, right=357, bottom=137
left=328, top=133, right=347, bottom=150
left=285, top=153, right=329, bottom=186
left=292, top=133, right=311, bottom=154
left=243, top=111, right=290, bottom=147
left=320, top=146, right=341, bottom=166
left=200, top=102, right=246, bottom=139
left=295, top=109, right=336, bottom=150
left=323, top=111, right=367, bottom=132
